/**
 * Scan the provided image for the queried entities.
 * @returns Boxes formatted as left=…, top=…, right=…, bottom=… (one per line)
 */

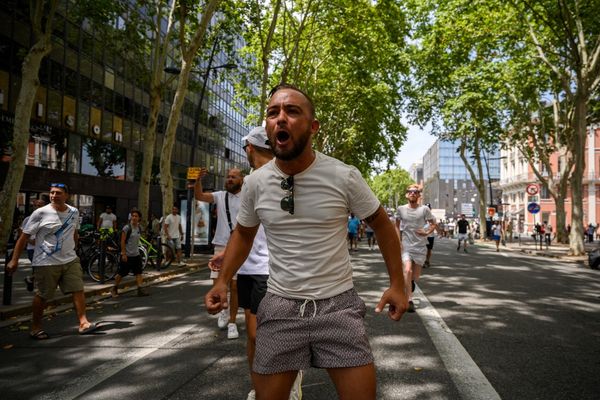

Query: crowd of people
left=7, top=82, right=597, bottom=400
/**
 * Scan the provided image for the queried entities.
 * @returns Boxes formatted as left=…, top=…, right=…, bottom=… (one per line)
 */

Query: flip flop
left=30, top=330, right=50, bottom=340
left=78, top=322, right=99, bottom=335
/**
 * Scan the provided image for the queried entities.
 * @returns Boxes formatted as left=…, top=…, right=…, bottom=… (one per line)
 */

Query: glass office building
left=0, top=1, right=255, bottom=224
left=422, top=139, right=501, bottom=219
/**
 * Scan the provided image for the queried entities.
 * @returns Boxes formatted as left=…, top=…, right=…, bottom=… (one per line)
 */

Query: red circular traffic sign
left=526, top=184, right=539, bottom=195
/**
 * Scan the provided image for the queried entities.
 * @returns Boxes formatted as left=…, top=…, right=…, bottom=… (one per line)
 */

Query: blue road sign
left=527, top=202, right=541, bottom=214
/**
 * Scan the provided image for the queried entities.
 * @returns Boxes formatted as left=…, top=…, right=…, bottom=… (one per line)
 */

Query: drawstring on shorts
left=299, top=299, right=317, bottom=318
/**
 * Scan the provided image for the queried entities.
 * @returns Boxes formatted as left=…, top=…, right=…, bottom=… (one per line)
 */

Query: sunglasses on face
left=406, top=190, right=420, bottom=194
left=280, top=176, right=294, bottom=215
left=243, top=143, right=249, bottom=151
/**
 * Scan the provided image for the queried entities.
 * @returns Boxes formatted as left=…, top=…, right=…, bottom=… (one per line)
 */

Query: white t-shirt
left=238, top=224, right=269, bottom=275
left=395, top=205, right=434, bottom=251
left=23, top=204, right=80, bottom=266
left=99, top=212, right=117, bottom=229
left=21, top=216, right=35, bottom=250
left=237, top=152, right=380, bottom=300
left=212, top=191, right=241, bottom=247
left=163, top=213, right=182, bottom=239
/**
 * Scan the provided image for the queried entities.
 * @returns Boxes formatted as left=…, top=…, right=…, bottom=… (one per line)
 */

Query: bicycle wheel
left=139, top=246, right=148, bottom=270
left=161, top=242, right=175, bottom=269
left=88, top=252, right=118, bottom=282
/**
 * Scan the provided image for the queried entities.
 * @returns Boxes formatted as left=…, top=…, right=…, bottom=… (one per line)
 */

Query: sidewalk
left=475, top=236, right=597, bottom=265
left=0, top=253, right=211, bottom=326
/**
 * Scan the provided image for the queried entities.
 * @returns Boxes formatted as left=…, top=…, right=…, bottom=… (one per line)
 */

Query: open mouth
left=276, top=130, right=290, bottom=145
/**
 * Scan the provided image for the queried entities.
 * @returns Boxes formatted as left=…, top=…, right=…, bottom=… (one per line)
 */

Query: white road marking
left=38, top=324, right=199, bottom=400
left=415, top=287, right=502, bottom=400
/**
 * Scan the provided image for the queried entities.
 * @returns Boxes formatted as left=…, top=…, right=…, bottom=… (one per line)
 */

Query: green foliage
left=368, top=168, right=414, bottom=209
left=235, top=0, right=411, bottom=175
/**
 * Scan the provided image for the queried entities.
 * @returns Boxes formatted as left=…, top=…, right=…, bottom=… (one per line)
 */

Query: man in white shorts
left=195, top=167, right=244, bottom=339
left=456, top=214, right=470, bottom=252
left=395, top=185, right=437, bottom=312
left=205, top=84, right=408, bottom=400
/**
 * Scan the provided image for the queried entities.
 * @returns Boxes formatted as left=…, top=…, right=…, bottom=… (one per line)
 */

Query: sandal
left=78, top=322, right=99, bottom=335
left=30, top=330, right=50, bottom=340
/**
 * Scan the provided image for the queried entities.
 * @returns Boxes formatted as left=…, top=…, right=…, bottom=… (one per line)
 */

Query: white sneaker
left=289, top=370, right=303, bottom=400
left=227, top=323, right=239, bottom=339
left=217, top=309, right=228, bottom=329
left=246, top=389, right=256, bottom=400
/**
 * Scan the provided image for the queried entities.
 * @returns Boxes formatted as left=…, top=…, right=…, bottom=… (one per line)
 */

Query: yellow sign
left=187, top=167, right=201, bottom=180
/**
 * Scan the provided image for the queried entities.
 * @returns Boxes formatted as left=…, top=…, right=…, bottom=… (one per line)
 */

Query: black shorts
left=117, top=255, right=143, bottom=276
left=426, top=237, right=434, bottom=250
left=237, top=274, right=269, bottom=314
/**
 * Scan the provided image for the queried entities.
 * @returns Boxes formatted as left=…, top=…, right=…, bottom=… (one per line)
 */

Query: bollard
left=3, top=247, right=14, bottom=305
left=99, top=239, right=106, bottom=284
left=156, top=235, right=163, bottom=271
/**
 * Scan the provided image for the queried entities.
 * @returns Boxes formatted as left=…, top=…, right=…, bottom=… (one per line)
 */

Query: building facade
left=408, top=162, right=423, bottom=186
left=0, top=2, right=254, bottom=225
left=499, top=125, right=600, bottom=234
left=422, top=139, right=501, bottom=219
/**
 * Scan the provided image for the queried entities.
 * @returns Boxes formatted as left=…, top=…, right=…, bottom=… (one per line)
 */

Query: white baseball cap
left=242, top=126, right=271, bottom=149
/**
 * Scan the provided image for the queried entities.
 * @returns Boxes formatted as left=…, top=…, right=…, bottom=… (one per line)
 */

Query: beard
left=270, top=130, right=311, bottom=161
left=226, top=181, right=242, bottom=193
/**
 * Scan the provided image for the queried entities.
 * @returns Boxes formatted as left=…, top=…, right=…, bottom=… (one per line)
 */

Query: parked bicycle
left=139, top=235, right=175, bottom=271
left=77, top=229, right=118, bottom=282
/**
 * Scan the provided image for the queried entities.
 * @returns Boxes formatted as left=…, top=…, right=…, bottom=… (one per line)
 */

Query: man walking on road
left=205, top=84, right=408, bottom=400
left=456, top=214, right=470, bottom=252
left=195, top=167, right=245, bottom=339
left=163, top=206, right=185, bottom=266
left=6, top=183, right=98, bottom=339
left=395, top=185, right=437, bottom=312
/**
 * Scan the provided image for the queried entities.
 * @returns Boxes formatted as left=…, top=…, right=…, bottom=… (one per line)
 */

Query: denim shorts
left=253, top=288, right=373, bottom=374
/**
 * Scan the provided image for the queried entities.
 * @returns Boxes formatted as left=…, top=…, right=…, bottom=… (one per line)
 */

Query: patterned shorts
left=253, top=288, right=374, bottom=374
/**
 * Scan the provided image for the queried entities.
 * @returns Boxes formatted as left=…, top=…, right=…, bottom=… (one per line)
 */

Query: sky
left=396, top=123, right=437, bottom=170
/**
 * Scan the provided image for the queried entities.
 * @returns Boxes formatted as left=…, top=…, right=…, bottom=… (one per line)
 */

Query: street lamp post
left=164, top=41, right=236, bottom=258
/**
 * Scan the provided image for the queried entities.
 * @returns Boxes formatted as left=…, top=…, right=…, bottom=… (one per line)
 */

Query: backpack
left=124, top=224, right=135, bottom=245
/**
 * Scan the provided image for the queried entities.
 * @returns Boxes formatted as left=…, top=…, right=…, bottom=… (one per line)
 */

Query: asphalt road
left=0, top=238, right=598, bottom=399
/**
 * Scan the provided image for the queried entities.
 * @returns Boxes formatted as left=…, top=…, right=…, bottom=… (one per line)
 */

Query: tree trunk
left=459, top=138, right=489, bottom=238
left=568, top=95, right=588, bottom=255
left=159, top=62, right=192, bottom=216
left=137, top=0, right=175, bottom=226
left=0, top=34, right=53, bottom=253
left=137, top=84, right=160, bottom=223
left=158, top=0, right=220, bottom=216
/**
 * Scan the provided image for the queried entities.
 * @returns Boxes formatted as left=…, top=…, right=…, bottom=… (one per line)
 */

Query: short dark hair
left=130, top=209, right=142, bottom=219
left=268, top=83, right=315, bottom=117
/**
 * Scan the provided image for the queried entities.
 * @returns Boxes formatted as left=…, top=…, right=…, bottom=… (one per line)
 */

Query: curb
left=0, top=261, right=208, bottom=328
left=475, top=240, right=589, bottom=265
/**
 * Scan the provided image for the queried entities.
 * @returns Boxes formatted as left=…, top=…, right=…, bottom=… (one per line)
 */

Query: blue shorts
left=493, top=235, right=501, bottom=241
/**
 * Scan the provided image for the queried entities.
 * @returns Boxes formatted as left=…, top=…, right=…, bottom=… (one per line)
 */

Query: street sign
left=527, top=202, right=541, bottom=214
left=461, top=203, right=474, bottom=216
left=526, top=184, right=539, bottom=195
left=187, top=167, right=201, bottom=180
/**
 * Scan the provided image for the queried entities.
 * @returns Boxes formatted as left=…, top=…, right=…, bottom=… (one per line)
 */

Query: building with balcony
left=422, top=139, right=501, bottom=219
left=0, top=2, right=255, bottom=227
left=499, top=125, right=600, bottom=234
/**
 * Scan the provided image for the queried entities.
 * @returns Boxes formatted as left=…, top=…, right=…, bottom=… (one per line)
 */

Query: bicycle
left=139, top=235, right=175, bottom=271
left=79, top=228, right=119, bottom=282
